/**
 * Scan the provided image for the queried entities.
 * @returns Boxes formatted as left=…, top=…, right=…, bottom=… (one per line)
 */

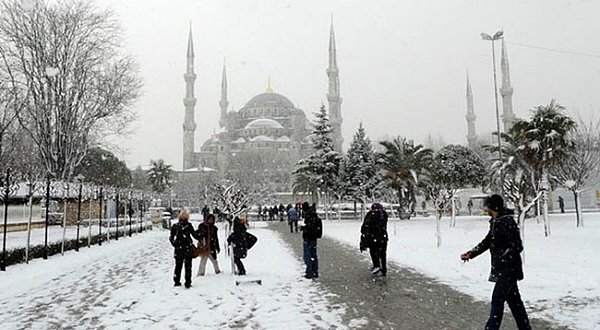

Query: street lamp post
left=128, top=190, right=133, bottom=237
left=98, top=186, right=103, bottom=246
left=115, top=189, right=120, bottom=240
left=75, top=174, right=84, bottom=251
left=1, top=169, right=11, bottom=271
left=481, top=30, right=505, bottom=195
left=43, top=173, right=51, bottom=259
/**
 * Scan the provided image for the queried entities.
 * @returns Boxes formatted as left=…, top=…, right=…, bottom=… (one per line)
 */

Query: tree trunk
left=573, top=190, right=583, bottom=227
left=541, top=172, right=550, bottom=237
left=436, top=209, right=442, bottom=247
left=450, top=196, right=456, bottom=227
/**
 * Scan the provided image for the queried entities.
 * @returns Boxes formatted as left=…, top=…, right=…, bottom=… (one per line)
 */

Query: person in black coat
left=461, top=194, right=531, bottom=330
left=300, top=202, right=322, bottom=279
left=169, top=210, right=201, bottom=288
left=227, top=217, right=257, bottom=275
left=360, top=203, right=389, bottom=276
left=196, top=214, right=221, bottom=276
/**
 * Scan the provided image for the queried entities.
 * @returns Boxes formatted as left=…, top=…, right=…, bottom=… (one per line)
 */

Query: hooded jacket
left=360, top=208, right=389, bottom=250
left=468, top=209, right=524, bottom=282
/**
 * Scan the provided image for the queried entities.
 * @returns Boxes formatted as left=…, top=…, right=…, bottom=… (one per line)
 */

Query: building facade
left=182, top=22, right=343, bottom=192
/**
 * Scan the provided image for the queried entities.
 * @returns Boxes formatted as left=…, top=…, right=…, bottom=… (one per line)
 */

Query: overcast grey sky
left=98, top=0, right=600, bottom=170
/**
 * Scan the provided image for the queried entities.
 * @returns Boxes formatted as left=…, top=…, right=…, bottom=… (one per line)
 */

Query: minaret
left=182, top=26, right=197, bottom=170
left=500, top=39, right=516, bottom=132
left=219, top=61, right=228, bottom=128
left=466, top=72, right=477, bottom=148
left=327, top=18, right=343, bottom=153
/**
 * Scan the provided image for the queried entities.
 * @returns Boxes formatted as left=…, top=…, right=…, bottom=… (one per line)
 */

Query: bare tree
left=550, top=117, right=600, bottom=227
left=0, top=0, right=141, bottom=180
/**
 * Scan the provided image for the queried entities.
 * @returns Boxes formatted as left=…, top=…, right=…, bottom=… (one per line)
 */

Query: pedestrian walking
left=460, top=194, right=531, bottom=330
left=169, top=210, right=201, bottom=288
left=467, top=199, right=474, bottom=216
left=287, top=205, right=299, bottom=233
left=558, top=195, right=565, bottom=213
left=196, top=214, right=221, bottom=276
left=300, top=202, right=322, bottom=279
left=227, top=217, right=257, bottom=275
left=360, top=203, right=388, bottom=276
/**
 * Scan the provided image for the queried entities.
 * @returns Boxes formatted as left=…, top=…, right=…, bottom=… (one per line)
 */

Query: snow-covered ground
left=1, top=212, right=597, bottom=329
left=324, top=212, right=600, bottom=330
left=0, top=218, right=349, bottom=329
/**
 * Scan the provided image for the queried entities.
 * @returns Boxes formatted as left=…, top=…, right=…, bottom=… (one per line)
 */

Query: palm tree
left=509, top=100, right=577, bottom=236
left=378, top=137, right=433, bottom=218
left=147, top=159, right=172, bottom=193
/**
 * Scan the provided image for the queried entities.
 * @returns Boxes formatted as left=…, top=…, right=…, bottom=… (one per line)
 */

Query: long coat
left=360, top=210, right=388, bottom=250
left=169, top=220, right=200, bottom=258
left=196, top=221, right=220, bottom=259
left=468, top=210, right=524, bottom=282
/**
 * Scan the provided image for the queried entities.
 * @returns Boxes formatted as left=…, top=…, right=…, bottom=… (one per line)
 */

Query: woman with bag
left=196, top=214, right=221, bottom=276
left=169, top=210, right=201, bottom=288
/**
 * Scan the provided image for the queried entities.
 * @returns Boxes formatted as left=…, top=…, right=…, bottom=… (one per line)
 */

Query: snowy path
left=0, top=224, right=348, bottom=329
left=272, top=221, right=567, bottom=330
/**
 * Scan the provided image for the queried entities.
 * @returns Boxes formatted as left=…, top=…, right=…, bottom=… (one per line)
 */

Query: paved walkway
left=271, top=222, right=566, bottom=330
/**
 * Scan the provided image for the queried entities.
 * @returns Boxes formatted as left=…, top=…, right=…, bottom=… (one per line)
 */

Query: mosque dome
left=245, top=118, right=284, bottom=129
left=244, top=92, right=294, bottom=108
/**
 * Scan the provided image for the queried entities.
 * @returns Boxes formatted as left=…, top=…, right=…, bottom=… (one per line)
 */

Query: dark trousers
left=289, top=220, right=298, bottom=232
left=174, top=255, right=192, bottom=286
left=303, top=239, right=318, bottom=277
left=485, top=280, right=531, bottom=330
left=369, top=242, right=387, bottom=275
left=234, top=256, right=246, bottom=275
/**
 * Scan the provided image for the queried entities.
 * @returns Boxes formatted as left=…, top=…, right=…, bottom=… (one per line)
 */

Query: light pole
left=481, top=30, right=505, bottom=195
left=75, top=174, right=84, bottom=251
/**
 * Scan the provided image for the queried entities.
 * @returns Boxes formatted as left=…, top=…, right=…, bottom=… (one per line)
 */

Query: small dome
left=277, top=136, right=291, bottom=142
left=251, top=135, right=275, bottom=142
left=245, top=92, right=294, bottom=108
left=232, top=137, right=246, bottom=144
left=245, top=118, right=283, bottom=129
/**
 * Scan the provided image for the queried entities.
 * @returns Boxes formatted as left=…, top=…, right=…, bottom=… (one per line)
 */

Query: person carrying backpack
left=169, top=210, right=201, bottom=288
left=227, top=217, right=257, bottom=275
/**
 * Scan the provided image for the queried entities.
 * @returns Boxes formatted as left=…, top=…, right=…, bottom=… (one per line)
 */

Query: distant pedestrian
left=467, top=199, right=474, bottom=216
left=360, top=203, right=389, bottom=276
left=460, top=194, right=531, bottom=330
left=300, top=202, right=322, bottom=279
left=169, top=210, right=201, bottom=288
left=196, top=214, right=221, bottom=276
left=227, top=217, right=257, bottom=275
left=287, top=205, right=299, bottom=233
left=558, top=196, right=565, bottom=213
left=201, top=205, right=210, bottom=220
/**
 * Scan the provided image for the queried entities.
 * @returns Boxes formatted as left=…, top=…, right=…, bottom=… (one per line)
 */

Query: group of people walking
left=170, top=193, right=531, bottom=330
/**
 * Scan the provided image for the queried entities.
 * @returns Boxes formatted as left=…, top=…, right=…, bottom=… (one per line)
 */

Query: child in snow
left=227, top=217, right=257, bottom=275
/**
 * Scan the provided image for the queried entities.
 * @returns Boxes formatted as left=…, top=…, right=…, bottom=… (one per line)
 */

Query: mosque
left=180, top=22, right=343, bottom=192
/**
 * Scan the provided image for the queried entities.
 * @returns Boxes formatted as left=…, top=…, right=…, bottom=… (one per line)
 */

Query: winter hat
left=484, top=194, right=504, bottom=212
left=371, top=203, right=383, bottom=212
